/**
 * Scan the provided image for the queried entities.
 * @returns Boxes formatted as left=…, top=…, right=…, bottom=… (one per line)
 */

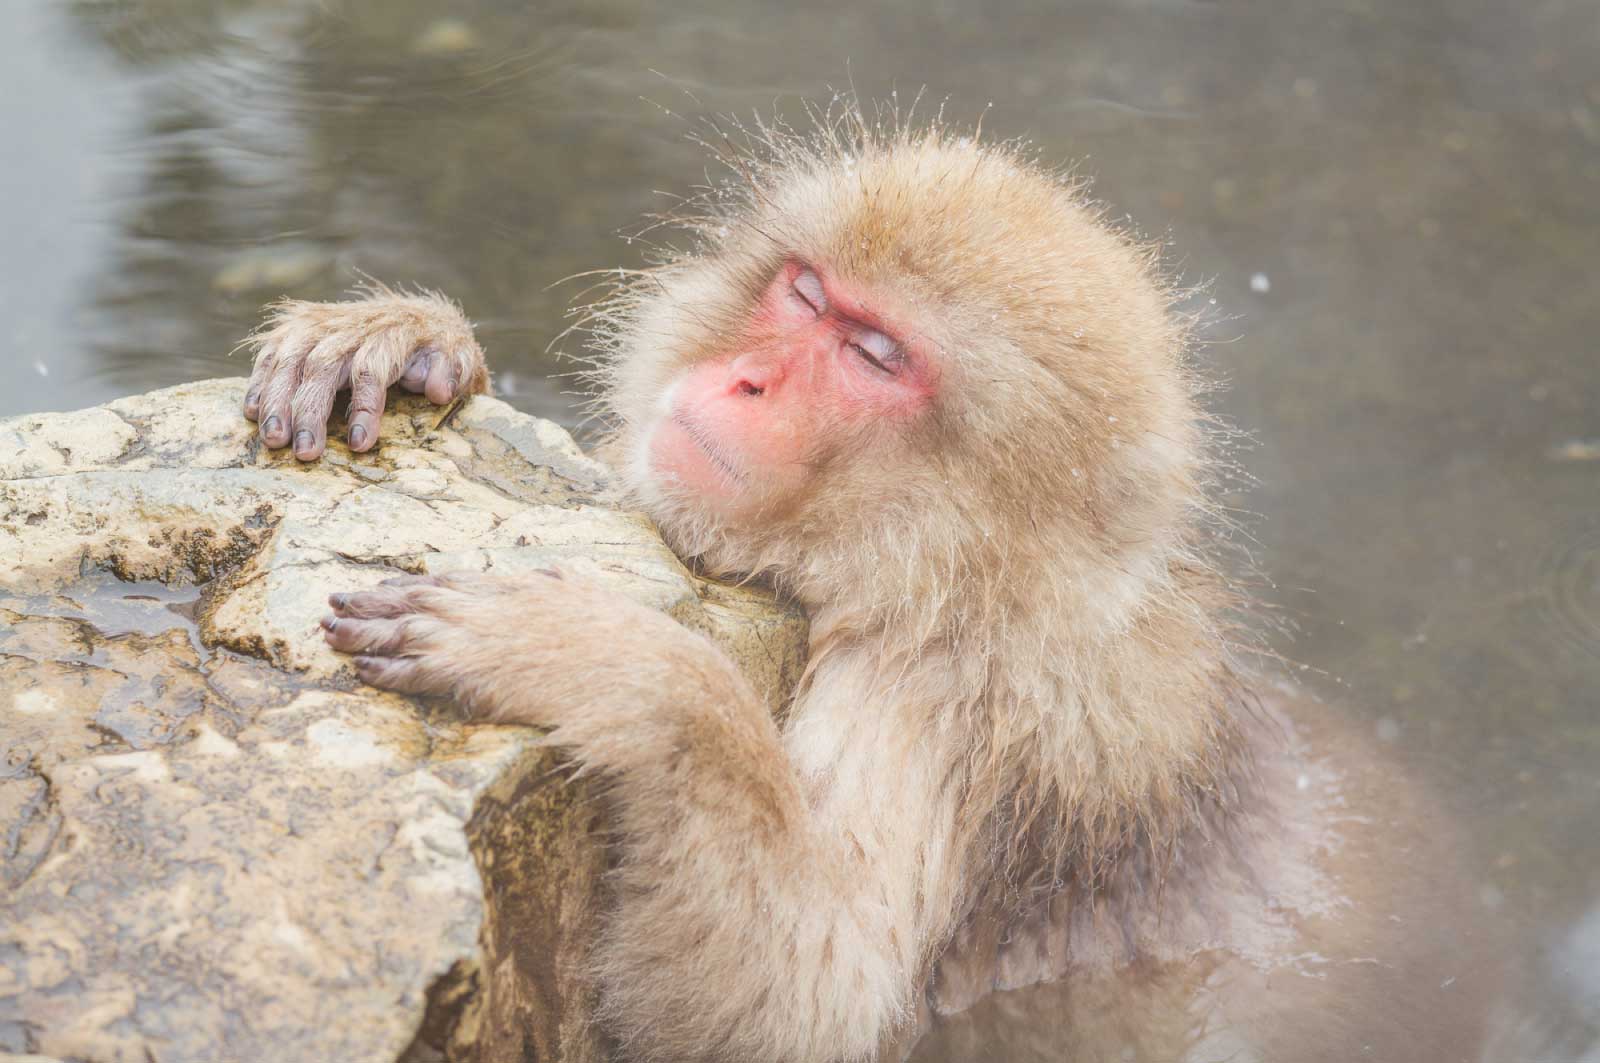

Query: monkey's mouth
left=666, top=411, right=748, bottom=488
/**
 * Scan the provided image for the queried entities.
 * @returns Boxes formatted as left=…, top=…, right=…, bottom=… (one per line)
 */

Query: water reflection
left=3, top=0, right=1598, bottom=1056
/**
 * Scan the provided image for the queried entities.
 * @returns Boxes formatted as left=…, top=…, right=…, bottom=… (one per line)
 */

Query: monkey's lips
left=649, top=412, right=749, bottom=498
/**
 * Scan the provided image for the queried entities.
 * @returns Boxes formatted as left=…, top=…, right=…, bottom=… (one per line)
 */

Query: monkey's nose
left=724, top=351, right=781, bottom=397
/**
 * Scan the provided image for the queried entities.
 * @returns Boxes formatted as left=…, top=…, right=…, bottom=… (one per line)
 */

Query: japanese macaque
left=242, top=113, right=1490, bottom=1062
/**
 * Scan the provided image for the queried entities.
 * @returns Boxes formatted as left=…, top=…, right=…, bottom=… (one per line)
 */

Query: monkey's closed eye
left=792, top=269, right=827, bottom=315
left=848, top=327, right=903, bottom=375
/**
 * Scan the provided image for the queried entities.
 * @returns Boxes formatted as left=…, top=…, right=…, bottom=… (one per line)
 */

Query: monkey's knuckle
left=387, top=594, right=424, bottom=619
left=355, top=619, right=396, bottom=650
left=303, top=340, right=354, bottom=371
left=354, top=590, right=403, bottom=618
left=367, top=662, right=405, bottom=690
left=268, top=343, right=311, bottom=373
left=348, top=347, right=388, bottom=375
left=246, top=335, right=278, bottom=364
left=436, top=572, right=489, bottom=595
left=288, top=392, right=332, bottom=426
left=396, top=614, right=438, bottom=646
left=394, top=586, right=441, bottom=612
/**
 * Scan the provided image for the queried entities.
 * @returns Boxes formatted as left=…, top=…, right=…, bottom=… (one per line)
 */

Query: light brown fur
left=247, top=109, right=1486, bottom=1062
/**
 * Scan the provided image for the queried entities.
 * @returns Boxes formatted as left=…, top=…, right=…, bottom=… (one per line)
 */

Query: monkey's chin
left=643, top=415, right=750, bottom=515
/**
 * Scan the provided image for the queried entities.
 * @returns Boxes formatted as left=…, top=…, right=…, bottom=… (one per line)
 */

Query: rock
left=0, top=379, right=808, bottom=1063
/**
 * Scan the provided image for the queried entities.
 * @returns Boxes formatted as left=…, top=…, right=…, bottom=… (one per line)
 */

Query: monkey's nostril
left=738, top=382, right=764, bottom=397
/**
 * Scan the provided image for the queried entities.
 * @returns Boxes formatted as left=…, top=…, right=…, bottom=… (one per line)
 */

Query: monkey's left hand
left=320, top=570, right=725, bottom=729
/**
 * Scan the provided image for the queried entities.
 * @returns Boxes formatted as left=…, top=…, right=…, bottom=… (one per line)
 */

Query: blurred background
left=3, top=0, right=1597, bottom=1057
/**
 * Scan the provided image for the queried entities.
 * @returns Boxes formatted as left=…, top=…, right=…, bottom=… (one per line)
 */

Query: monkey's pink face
left=645, top=262, right=940, bottom=520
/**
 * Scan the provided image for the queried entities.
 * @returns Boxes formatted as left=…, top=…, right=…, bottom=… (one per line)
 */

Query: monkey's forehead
left=728, top=138, right=1152, bottom=328
left=759, top=140, right=1072, bottom=246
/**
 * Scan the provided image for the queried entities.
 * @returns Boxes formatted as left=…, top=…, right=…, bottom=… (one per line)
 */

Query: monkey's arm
left=324, top=572, right=964, bottom=1062
left=243, top=287, right=489, bottom=461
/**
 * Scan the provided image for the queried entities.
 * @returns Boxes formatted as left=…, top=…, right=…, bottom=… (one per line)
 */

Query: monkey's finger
left=321, top=615, right=426, bottom=655
left=422, top=347, right=458, bottom=405
left=399, top=348, right=434, bottom=393
left=353, top=654, right=452, bottom=696
left=256, top=357, right=304, bottom=449
left=289, top=346, right=350, bottom=461
left=379, top=574, right=494, bottom=612
left=329, top=587, right=416, bottom=619
left=243, top=341, right=278, bottom=421
left=346, top=365, right=388, bottom=453
left=378, top=574, right=449, bottom=590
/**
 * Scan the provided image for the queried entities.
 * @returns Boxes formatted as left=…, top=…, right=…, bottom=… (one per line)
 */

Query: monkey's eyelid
left=849, top=327, right=902, bottom=372
left=792, top=269, right=827, bottom=314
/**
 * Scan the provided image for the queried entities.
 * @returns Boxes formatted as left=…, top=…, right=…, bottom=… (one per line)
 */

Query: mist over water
left=4, top=0, right=1597, bottom=1056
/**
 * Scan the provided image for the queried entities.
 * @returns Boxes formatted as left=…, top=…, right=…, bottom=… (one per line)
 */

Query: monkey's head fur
left=583, top=105, right=1251, bottom=880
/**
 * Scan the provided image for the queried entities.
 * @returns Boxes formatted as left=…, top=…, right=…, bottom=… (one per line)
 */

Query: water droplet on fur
left=1250, top=272, right=1272, bottom=293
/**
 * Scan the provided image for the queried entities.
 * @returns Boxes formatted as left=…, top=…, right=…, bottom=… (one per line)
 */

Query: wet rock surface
left=0, top=379, right=807, bottom=1063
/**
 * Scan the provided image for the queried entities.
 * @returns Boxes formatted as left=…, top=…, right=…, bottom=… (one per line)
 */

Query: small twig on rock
left=435, top=397, right=468, bottom=431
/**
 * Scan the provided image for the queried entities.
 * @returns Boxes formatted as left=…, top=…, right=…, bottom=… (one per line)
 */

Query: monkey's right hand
left=242, top=286, right=488, bottom=461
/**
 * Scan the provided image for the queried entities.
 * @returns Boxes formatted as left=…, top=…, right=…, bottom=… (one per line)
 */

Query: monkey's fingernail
left=329, top=593, right=349, bottom=610
left=320, top=615, right=338, bottom=632
left=244, top=389, right=259, bottom=409
left=295, top=430, right=314, bottom=453
left=349, top=423, right=368, bottom=449
left=447, top=376, right=460, bottom=399
left=264, top=416, right=282, bottom=438
left=354, top=655, right=378, bottom=670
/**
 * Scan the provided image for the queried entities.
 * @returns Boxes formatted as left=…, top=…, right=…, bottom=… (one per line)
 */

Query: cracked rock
left=0, top=379, right=807, bottom=1063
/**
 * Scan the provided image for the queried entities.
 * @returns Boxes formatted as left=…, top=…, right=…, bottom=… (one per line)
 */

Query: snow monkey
left=243, top=111, right=1491, bottom=1062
